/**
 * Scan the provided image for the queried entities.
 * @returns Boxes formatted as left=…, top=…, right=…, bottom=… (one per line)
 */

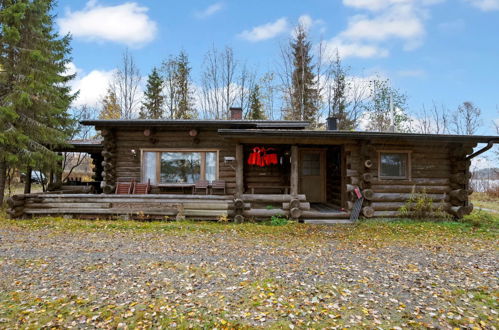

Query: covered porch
left=233, top=142, right=350, bottom=222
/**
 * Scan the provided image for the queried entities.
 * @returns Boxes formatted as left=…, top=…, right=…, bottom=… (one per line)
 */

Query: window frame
left=377, top=150, right=412, bottom=181
left=141, top=148, right=220, bottom=184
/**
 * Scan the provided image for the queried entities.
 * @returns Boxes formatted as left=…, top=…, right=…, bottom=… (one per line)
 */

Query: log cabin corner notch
left=8, top=119, right=498, bottom=222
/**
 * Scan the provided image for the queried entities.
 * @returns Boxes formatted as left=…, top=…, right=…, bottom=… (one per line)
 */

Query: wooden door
left=299, top=150, right=326, bottom=202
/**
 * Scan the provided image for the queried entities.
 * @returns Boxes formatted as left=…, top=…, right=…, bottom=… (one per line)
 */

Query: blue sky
left=57, top=0, right=499, bottom=135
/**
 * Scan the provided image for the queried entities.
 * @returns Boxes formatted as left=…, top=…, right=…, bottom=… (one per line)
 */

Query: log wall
left=105, top=128, right=238, bottom=195
left=353, top=141, right=476, bottom=218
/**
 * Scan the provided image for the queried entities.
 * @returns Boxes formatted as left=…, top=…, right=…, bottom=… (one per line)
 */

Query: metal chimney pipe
left=326, top=117, right=338, bottom=130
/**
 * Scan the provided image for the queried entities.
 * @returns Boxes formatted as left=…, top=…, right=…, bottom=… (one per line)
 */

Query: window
left=302, top=153, right=321, bottom=176
left=379, top=151, right=411, bottom=180
left=142, top=150, right=218, bottom=184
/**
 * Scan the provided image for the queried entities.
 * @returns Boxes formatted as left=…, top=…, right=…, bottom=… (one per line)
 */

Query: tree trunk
left=0, top=159, right=7, bottom=205
left=24, top=167, right=32, bottom=194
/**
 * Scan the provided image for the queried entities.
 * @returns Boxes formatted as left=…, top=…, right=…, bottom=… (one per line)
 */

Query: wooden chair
left=211, top=180, right=226, bottom=195
left=115, top=179, right=134, bottom=194
left=133, top=179, right=151, bottom=194
left=192, top=180, right=209, bottom=195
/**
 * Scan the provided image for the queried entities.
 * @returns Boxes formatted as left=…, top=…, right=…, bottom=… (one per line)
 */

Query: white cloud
left=298, top=14, right=325, bottom=32
left=70, top=68, right=116, bottom=108
left=195, top=2, right=224, bottom=18
left=330, top=0, right=443, bottom=58
left=238, top=17, right=289, bottom=42
left=58, top=1, right=157, bottom=47
left=340, top=8, right=425, bottom=43
left=343, top=0, right=444, bottom=11
left=465, top=0, right=499, bottom=10
left=324, top=37, right=389, bottom=59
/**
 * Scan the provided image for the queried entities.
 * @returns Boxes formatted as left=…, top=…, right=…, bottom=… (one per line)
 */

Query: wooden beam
left=290, top=145, right=299, bottom=195
left=235, top=144, right=244, bottom=197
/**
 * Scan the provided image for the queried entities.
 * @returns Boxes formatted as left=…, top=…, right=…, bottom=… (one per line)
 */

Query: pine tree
left=288, top=26, right=319, bottom=125
left=99, top=88, right=121, bottom=119
left=139, top=67, right=164, bottom=119
left=248, top=84, right=266, bottom=120
left=0, top=0, right=76, bottom=202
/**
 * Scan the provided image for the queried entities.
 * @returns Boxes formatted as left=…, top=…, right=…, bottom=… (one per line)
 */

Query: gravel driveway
left=0, top=222, right=497, bottom=328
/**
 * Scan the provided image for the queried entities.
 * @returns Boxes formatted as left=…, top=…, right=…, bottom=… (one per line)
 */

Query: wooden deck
left=7, top=193, right=351, bottom=222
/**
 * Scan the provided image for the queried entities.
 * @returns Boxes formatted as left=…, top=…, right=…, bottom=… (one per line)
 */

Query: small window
left=379, top=152, right=410, bottom=180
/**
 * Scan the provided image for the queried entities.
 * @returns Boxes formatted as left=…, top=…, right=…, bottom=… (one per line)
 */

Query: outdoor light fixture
left=224, top=156, right=235, bottom=164
left=224, top=156, right=236, bottom=170
left=131, top=149, right=137, bottom=158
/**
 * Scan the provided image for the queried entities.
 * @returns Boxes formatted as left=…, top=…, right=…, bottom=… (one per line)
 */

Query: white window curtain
left=205, top=152, right=217, bottom=182
left=143, top=152, right=157, bottom=185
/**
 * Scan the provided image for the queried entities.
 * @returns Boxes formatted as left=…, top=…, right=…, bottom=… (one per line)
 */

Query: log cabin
left=7, top=107, right=498, bottom=222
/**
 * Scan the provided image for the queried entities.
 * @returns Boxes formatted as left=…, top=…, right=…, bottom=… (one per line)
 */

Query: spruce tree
left=175, top=51, right=196, bottom=119
left=248, top=84, right=266, bottom=120
left=0, top=0, right=76, bottom=202
left=288, top=26, right=319, bottom=125
left=139, top=67, right=164, bottom=119
left=99, top=88, right=121, bottom=119
left=330, top=52, right=355, bottom=130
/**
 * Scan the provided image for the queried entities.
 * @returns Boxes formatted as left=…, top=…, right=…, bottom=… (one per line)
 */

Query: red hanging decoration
left=247, top=147, right=261, bottom=166
left=248, top=147, right=279, bottom=167
left=264, top=147, right=278, bottom=165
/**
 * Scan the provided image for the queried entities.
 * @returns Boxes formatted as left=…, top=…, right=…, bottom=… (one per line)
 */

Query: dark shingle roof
left=80, top=119, right=310, bottom=129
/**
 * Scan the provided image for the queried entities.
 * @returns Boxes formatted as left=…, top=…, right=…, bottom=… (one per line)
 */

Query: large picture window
left=378, top=151, right=411, bottom=180
left=142, top=150, right=218, bottom=185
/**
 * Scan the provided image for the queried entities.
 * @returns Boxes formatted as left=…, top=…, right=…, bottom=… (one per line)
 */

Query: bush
left=269, top=215, right=288, bottom=226
left=460, top=210, right=496, bottom=228
left=399, top=189, right=450, bottom=220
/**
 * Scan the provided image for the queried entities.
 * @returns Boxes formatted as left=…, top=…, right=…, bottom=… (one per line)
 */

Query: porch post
left=290, top=145, right=299, bottom=196
left=235, top=143, right=244, bottom=196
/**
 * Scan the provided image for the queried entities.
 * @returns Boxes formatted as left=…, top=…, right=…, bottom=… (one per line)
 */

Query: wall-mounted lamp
left=131, top=149, right=138, bottom=159
left=224, top=156, right=236, bottom=170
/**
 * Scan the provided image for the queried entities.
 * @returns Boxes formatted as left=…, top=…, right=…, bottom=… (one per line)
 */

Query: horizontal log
left=373, top=211, right=401, bottom=218
left=346, top=169, right=359, bottom=177
left=241, top=194, right=306, bottom=202
left=372, top=202, right=451, bottom=211
left=24, top=203, right=111, bottom=209
left=25, top=193, right=231, bottom=200
left=372, top=185, right=450, bottom=194
left=184, top=210, right=228, bottom=217
left=282, top=202, right=311, bottom=210
left=182, top=203, right=229, bottom=210
left=243, top=209, right=288, bottom=218
left=301, top=210, right=350, bottom=219
left=372, top=193, right=447, bottom=202
left=24, top=208, right=179, bottom=216
left=371, top=178, right=450, bottom=186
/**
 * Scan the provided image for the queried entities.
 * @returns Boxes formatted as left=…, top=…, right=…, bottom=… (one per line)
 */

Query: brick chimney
left=229, top=107, right=243, bottom=120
